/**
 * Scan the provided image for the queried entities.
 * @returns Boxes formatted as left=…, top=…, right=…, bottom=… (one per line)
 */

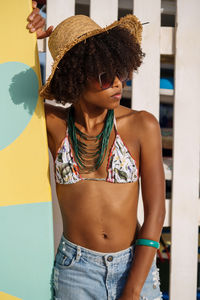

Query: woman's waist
left=57, top=185, right=138, bottom=252
left=61, top=216, right=138, bottom=253
left=57, top=234, right=135, bottom=264
left=61, top=230, right=137, bottom=253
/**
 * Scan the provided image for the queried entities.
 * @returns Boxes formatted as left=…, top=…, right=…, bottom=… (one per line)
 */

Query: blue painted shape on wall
left=0, top=62, right=38, bottom=150
left=0, top=202, right=54, bottom=300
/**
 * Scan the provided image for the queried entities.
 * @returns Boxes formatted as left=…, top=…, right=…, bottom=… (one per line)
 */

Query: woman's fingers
left=31, top=14, right=45, bottom=29
left=36, top=26, right=54, bottom=39
left=32, top=1, right=37, bottom=9
left=27, top=1, right=53, bottom=39
left=28, top=7, right=40, bottom=22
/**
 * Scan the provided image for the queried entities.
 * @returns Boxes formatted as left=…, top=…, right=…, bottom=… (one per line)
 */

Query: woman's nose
left=112, top=76, right=122, bottom=88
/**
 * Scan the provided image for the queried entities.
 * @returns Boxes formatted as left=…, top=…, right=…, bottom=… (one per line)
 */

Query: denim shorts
left=53, top=235, right=162, bottom=300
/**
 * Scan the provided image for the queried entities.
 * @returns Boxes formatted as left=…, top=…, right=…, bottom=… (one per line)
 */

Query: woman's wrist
left=119, top=289, right=140, bottom=300
left=121, top=284, right=141, bottom=299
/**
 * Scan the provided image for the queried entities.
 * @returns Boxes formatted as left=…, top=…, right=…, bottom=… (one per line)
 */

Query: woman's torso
left=46, top=104, right=141, bottom=252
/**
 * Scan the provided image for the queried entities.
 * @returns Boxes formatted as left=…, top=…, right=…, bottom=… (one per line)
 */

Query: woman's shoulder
left=115, top=105, right=159, bottom=127
left=115, top=106, right=160, bottom=139
left=44, top=102, right=69, bottom=135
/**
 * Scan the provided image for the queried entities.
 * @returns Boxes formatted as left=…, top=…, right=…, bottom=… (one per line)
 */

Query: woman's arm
left=119, top=111, right=166, bottom=300
left=44, top=103, right=68, bottom=158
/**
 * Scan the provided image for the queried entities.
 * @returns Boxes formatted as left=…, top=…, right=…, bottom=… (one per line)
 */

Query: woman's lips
left=111, top=93, right=122, bottom=100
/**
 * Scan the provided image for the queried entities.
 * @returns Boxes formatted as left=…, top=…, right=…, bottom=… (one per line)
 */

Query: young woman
left=28, top=5, right=165, bottom=300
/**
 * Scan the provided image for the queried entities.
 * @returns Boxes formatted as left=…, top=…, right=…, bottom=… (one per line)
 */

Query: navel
left=103, top=233, right=108, bottom=239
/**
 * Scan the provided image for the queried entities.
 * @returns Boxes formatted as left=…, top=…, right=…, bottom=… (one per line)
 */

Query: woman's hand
left=27, top=1, right=53, bottom=39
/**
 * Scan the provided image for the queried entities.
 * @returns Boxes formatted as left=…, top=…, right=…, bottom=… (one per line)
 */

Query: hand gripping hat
left=40, top=14, right=143, bottom=99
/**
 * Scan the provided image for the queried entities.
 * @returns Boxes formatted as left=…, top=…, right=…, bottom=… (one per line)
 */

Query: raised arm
left=27, top=1, right=53, bottom=39
left=120, top=111, right=165, bottom=300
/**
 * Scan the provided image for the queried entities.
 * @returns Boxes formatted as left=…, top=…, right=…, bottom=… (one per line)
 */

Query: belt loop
left=76, top=246, right=81, bottom=262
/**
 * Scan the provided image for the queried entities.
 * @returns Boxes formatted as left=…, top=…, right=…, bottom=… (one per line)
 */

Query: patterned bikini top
left=55, top=119, right=139, bottom=184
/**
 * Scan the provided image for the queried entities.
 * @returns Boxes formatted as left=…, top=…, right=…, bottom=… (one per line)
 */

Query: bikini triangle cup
left=55, top=112, right=139, bottom=184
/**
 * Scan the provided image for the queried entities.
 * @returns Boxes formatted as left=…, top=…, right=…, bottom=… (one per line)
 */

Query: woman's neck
left=73, top=102, right=109, bottom=135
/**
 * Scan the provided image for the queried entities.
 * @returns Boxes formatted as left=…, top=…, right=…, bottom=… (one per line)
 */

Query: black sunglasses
left=98, top=72, right=128, bottom=90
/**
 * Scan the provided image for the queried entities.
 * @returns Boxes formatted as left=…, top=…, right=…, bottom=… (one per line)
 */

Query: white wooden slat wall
left=90, top=0, right=118, bottom=27
left=46, top=0, right=75, bottom=80
left=132, top=0, right=161, bottom=118
left=132, top=0, right=161, bottom=227
left=170, top=0, right=200, bottom=299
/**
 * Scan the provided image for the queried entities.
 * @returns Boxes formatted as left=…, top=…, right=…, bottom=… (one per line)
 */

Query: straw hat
left=40, top=14, right=143, bottom=99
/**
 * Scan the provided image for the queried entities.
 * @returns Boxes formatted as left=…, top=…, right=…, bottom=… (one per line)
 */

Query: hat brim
left=39, top=14, right=142, bottom=100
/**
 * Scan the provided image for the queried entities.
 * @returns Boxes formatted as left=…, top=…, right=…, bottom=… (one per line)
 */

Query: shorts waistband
left=59, top=234, right=135, bottom=265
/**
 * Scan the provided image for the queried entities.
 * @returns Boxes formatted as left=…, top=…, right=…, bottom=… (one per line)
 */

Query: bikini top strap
left=114, top=116, right=117, bottom=131
left=66, top=107, right=70, bottom=134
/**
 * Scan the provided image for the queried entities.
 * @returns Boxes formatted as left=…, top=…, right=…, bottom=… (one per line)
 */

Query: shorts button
left=107, top=255, right=113, bottom=262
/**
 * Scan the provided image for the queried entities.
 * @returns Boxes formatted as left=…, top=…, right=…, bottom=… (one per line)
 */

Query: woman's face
left=79, top=76, right=123, bottom=110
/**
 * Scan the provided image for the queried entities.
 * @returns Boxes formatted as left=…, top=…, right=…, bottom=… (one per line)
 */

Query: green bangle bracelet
left=135, top=239, right=160, bottom=249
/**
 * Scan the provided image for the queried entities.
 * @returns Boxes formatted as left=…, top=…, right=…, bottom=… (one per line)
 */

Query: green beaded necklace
left=68, top=106, right=114, bottom=173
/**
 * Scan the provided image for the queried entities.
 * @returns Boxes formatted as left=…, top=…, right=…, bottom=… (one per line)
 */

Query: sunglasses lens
left=99, top=73, right=113, bottom=90
left=98, top=71, right=128, bottom=90
left=118, top=71, right=128, bottom=82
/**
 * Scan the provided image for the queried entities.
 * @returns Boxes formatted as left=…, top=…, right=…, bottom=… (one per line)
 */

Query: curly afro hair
left=49, top=26, right=144, bottom=104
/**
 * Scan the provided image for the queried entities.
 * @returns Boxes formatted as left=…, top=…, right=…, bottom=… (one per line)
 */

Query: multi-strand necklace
left=68, top=106, right=114, bottom=173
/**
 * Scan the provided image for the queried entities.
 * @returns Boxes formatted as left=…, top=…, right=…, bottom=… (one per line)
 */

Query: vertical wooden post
left=170, top=0, right=200, bottom=299
left=46, top=0, right=75, bottom=251
left=90, top=0, right=118, bottom=26
left=132, top=0, right=161, bottom=118
left=132, top=0, right=161, bottom=230
left=46, top=0, right=75, bottom=78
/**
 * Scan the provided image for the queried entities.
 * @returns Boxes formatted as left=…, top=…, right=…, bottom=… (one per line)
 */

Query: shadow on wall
left=9, top=66, right=43, bottom=118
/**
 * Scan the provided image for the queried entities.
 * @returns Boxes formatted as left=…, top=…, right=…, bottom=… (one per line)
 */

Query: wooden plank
left=142, top=198, right=200, bottom=228
left=132, top=1, right=161, bottom=228
left=77, top=0, right=176, bottom=15
left=164, top=199, right=171, bottom=227
left=46, top=0, right=75, bottom=78
left=37, top=39, right=46, bottom=52
left=160, top=88, right=174, bottom=96
left=132, top=0, right=161, bottom=118
left=78, top=0, right=131, bottom=11
left=160, top=27, right=174, bottom=55
left=198, top=201, right=200, bottom=225
left=90, top=0, right=118, bottom=26
left=45, top=0, right=75, bottom=251
left=163, top=157, right=172, bottom=180
left=170, top=0, right=200, bottom=299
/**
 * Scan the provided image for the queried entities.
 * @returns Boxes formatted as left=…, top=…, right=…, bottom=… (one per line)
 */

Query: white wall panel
left=46, top=0, right=75, bottom=251
left=132, top=0, right=161, bottom=119
left=170, top=0, right=200, bottom=299
left=46, top=0, right=75, bottom=79
left=90, top=0, right=118, bottom=26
